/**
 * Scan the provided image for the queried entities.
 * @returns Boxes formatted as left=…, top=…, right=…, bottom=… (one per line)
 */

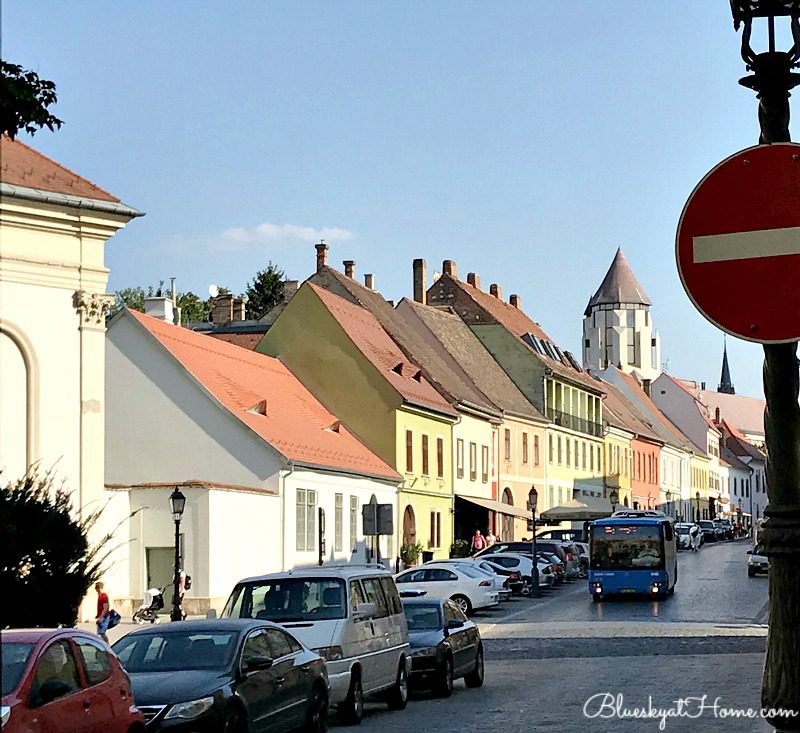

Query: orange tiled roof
left=129, top=310, right=400, bottom=481
left=307, top=283, right=457, bottom=417
left=1, top=136, right=120, bottom=202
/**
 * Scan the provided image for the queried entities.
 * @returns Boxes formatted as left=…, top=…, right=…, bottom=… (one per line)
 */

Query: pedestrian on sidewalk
left=470, top=529, right=486, bottom=555
left=485, top=529, right=496, bottom=548
left=95, top=582, right=111, bottom=642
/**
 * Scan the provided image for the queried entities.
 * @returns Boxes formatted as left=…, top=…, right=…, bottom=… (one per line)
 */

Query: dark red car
left=1, top=628, right=144, bottom=733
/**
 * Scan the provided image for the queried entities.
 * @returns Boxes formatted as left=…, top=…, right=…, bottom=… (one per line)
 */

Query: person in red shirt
left=95, top=581, right=110, bottom=642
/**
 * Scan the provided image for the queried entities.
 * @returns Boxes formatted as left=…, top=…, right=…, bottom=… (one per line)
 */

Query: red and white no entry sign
left=676, top=143, right=800, bottom=343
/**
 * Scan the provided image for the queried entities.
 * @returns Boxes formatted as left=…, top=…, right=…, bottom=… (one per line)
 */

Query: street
left=348, top=540, right=772, bottom=733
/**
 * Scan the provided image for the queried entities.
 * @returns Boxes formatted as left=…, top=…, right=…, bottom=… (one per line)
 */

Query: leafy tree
left=1, top=61, right=64, bottom=139
left=245, top=263, right=285, bottom=320
left=0, top=469, right=117, bottom=628
left=177, top=291, right=211, bottom=323
left=111, top=285, right=215, bottom=323
left=113, top=286, right=149, bottom=314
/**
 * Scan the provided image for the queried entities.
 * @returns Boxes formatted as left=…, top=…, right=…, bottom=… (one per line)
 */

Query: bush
left=0, top=469, right=115, bottom=628
left=449, top=539, right=471, bottom=558
left=400, top=542, right=424, bottom=567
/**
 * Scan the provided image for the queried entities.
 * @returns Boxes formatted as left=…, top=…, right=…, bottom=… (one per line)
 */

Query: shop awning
left=539, top=496, right=613, bottom=523
left=455, top=494, right=531, bottom=521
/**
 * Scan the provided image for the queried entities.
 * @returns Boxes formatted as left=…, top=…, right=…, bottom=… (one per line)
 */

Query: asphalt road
left=348, top=539, right=775, bottom=733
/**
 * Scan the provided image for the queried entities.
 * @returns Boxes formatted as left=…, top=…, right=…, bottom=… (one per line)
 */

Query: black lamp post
left=695, top=492, right=701, bottom=523
left=609, top=488, right=619, bottom=515
left=527, top=488, right=541, bottom=599
left=729, top=4, right=800, bottom=727
left=169, top=487, right=186, bottom=622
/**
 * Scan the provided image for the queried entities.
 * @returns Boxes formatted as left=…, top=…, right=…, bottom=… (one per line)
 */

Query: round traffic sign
left=676, top=143, right=800, bottom=343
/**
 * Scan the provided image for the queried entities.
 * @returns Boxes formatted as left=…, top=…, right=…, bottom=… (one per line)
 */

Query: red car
left=1, top=628, right=144, bottom=733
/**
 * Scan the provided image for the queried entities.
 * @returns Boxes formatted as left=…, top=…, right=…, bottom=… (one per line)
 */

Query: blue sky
left=6, top=1, right=793, bottom=398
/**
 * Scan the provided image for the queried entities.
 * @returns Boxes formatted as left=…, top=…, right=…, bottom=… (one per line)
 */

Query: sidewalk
left=78, top=615, right=204, bottom=645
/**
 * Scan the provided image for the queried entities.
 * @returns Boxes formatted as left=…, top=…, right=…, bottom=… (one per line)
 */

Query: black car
left=716, top=519, right=734, bottom=540
left=698, top=520, right=718, bottom=542
left=402, top=597, right=484, bottom=697
left=112, top=619, right=328, bottom=733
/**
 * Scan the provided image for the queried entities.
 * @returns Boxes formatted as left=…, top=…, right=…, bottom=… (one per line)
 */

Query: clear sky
left=6, top=1, right=794, bottom=399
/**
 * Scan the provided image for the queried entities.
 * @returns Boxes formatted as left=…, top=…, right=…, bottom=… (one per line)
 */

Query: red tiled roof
left=0, top=136, right=120, bottom=202
left=307, top=283, right=457, bottom=416
left=697, top=389, right=765, bottom=438
left=205, top=332, right=264, bottom=351
left=129, top=310, right=400, bottom=481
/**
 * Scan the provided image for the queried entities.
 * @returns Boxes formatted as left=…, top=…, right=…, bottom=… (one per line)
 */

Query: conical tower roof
left=584, top=248, right=651, bottom=316
left=718, top=339, right=735, bottom=395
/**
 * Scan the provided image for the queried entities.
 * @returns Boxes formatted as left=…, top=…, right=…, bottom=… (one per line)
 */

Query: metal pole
left=170, top=518, right=182, bottom=622
left=530, top=509, right=541, bottom=598
left=736, top=27, right=800, bottom=730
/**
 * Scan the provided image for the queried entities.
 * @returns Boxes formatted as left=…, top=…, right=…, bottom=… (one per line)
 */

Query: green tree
left=1, top=61, right=64, bottom=139
left=245, top=263, right=285, bottom=319
left=0, top=469, right=118, bottom=628
left=177, top=291, right=212, bottom=323
left=113, top=286, right=149, bottom=314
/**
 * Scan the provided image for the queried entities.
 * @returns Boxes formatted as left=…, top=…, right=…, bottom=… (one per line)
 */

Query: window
left=558, top=436, right=563, bottom=465
left=406, top=430, right=413, bottom=472
left=32, top=641, right=80, bottom=703
left=429, top=511, right=442, bottom=548
left=296, top=489, right=317, bottom=552
left=522, top=433, right=529, bottom=464
left=481, top=445, right=489, bottom=483
left=574, top=440, right=579, bottom=468
left=456, top=439, right=464, bottom=479
left=566, top=438, right=571, bottom=467
left=548, top=434, right=554, bottom=464
left=242, top=629, right=272, bottom=666
left=534, top=436, right=540, bottom=466
left=362, top=578, right=389, bottom=618
left=437, top=437, right=444, bottom=479
left=334, top=494, right=343, bottom=552
left=350, top=496, right=358, bottom=551
left=422, top=434, right=430, bottom=476
left=504, top=429, right=511, bottom=461
left=266, top=628, right=296, bottom=658
left=350, top=579, right=366, bottom=611
left=428, top=568, right=457, bottom=581
left=582, top=442, right=587, bottom=470
left=75, top=638, right=111, bottom=685
left=469, top=442, right=477, bottom=481
left=379, top=576, right=403, bottom=615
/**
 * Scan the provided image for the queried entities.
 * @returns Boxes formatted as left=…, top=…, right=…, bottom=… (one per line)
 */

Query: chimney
left=315, top=240, right=329, bottom=273
left=233, top=297, right=246, bottom=321
left=442, top=260, right=457, bottom=279
left=343, top=260, right=355, bottom=279
left=144, top=296, right=175, bottom=324
left=211, top=293, right=234, bottom=325
left=489, top=283, right=503, bottom=300
left=467, top=273, right=481, bottom=290
left=282, top=280, right=300, bottom=303
left=715, top=406, right=721, bottom=423
left=364, top=273, right=375, bottom=290
left=701, top=381, right=707, bottom=390
left=642, top=379, right=651, bottom=397
left=413, top=259, right=427, bottom=304
left=509, top=294, right=520, bottom=308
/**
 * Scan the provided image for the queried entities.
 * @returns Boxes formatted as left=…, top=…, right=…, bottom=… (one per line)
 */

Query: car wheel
left=339, top=672, right=364, bottom=725
left=464, top=645, right=484, bottom=688
left=748, top=567, right=756, bottom=578
left=303, top=684, right=329, bottom=733
left=451, top=594, right=472, bottom=615
left=387, top=661, right=408, bottom=710
left=223, top=705, right=247, bottom=733
left=435, top=655, right=454, bottom=698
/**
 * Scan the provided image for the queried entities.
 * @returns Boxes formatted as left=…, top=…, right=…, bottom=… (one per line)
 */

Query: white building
left=583, top=249, right=661, bottom=385
left=105, top=307, right=400, bottom=616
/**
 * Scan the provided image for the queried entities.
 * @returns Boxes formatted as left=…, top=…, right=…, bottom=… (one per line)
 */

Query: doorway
left=402, top=505, right=416, bottom=546
left=146, top=547, right=175, bottom=604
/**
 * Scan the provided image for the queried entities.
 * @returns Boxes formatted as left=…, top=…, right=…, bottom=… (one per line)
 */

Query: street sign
left=676, top=143, right=800, bottom=343
left=362, top=503, right=394, bottom=536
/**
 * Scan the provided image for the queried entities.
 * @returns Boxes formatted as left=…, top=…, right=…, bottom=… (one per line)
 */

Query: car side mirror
left=37, top=679, right=72, bottom=705
left=244, top=656, right=274, bottom=673
left=446, top=618, right=465, bottom=631
left=206, top=608, right=218, bottom=619
left=353, top=602, right=376, bottom=621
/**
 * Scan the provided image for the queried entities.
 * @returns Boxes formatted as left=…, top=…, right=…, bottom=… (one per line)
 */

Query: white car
left=747, top=548, right=769, bottom=577
left=479, top=553, right=555, bottom=591
left=426, top=559, right=512, bottom=601
left=395, top=563, right=499, bottom=615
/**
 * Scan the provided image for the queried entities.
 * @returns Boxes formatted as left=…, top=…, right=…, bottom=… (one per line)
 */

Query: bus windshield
left=591, top=524, right=664, bottom=570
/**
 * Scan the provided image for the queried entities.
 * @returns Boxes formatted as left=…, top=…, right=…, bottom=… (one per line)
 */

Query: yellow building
left=259, top=282, right=458, bottom=560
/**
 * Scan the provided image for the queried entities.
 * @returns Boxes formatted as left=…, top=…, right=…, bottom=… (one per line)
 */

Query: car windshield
left=2, top=642, right=34, bottom=696
left=699, top=521, right=714, bottom=529
left=676, top=526, right=689, bottom=535
left=223, top=578, right=347, bottom=622
left=591, top=525, right=664, bottom=570
left=112, top=631, right=237, bottom=673
left=404, top=603, right=442, bottom=631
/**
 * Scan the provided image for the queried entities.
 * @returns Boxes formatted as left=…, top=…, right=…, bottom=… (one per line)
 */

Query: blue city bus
left=588, top=511, right=677, bottom=601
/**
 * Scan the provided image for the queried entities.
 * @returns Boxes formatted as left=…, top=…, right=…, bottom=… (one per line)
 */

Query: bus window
left=591, top=525, right=664, bottom=570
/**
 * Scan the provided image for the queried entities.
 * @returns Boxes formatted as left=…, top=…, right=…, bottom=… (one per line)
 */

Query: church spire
left=718, top=337, right=735, bottom=395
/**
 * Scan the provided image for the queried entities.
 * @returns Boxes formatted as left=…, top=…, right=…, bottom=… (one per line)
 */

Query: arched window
left=501, top=488, right=514, bottom=542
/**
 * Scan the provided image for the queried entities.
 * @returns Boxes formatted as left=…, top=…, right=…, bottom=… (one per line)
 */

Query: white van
left=220, top=565, right=410, bottom=724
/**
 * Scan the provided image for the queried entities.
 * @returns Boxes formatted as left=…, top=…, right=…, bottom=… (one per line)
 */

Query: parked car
left=536, top=529, right=585, bottom=542
left=535, top=541, right=574, bottom=577
left=747, top=548, right=769, bottom=577
left=219, top=565, right=410, bottom=724
left=475, top=541, right=535, bottom=557
left=698, top=520, right=718, bottom=542
left=113, top=619, right=327, bottom=732
left=395, top=563, right=499, bottom=615
left=428, top=560, right=511, bottom=601
left=716, top=519, right=734, bottom=540
left=536, top=551, right=566, bottom=584
left=675, top=522, right=702, bottom=551
left=403, top=597, right=484, bottom=697
left=473, top=559, right=524, bottom=595
left=479, top=553, right=553, bottom=592
left=1, top=628, right=145, bottom=733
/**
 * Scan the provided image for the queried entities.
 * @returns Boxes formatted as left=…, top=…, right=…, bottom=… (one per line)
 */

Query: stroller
left=132, top=587, right=165, bottom=624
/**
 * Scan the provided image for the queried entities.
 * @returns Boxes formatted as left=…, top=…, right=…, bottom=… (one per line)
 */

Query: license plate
left=620, top=589, right=636, bottom=593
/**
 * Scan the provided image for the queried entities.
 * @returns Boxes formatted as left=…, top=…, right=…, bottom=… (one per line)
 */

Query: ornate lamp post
left=729, top=3, right=800, bottom=728
left=527, top=488, right=541, bottom=599
left=169, top=487, right=186, bottom=622
left=609, top=488, right=619, bottom=515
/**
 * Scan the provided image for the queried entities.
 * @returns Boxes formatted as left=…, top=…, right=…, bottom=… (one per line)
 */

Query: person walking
left=470, top=529, right=486, bottom=555
left=485, top=529, right=496, bottom=548
left=95, top=582, right=111, bottom=643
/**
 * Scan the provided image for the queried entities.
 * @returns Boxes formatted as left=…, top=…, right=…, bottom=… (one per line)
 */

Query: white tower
left=582, top=248, right=661, bottom=384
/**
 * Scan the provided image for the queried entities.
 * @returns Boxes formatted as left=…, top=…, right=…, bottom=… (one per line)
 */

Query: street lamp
left=609, top=488, right=619, bottom=515
left=169, top=487, right=186, bottom=622
left=695, top=492, right=701, bottom=523
left=527, top=488, right=541, bottom=599
left=730, top=4, right=800, bottom=725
